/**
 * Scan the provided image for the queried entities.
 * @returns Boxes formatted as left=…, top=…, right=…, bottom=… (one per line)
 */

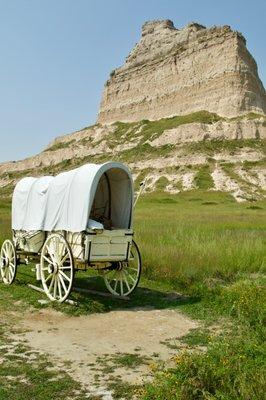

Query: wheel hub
left=48, top=263, right=58, bottom=274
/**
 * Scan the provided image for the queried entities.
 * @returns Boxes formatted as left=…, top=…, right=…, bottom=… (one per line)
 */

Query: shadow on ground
left=0, top=267, right=199, bottom=316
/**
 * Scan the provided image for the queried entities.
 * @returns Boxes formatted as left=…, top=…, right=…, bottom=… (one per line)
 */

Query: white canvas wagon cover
left=12, top=162, right=133, bottom=232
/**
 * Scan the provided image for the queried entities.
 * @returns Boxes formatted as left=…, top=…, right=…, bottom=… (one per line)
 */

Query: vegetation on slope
left=0, top=110, right=265, bottom=201
left=1, top=137, right=265, bottom=201
left=43, top=110, right=266, bottom=152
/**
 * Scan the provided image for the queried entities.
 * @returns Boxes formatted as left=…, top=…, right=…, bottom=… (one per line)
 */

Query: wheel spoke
left=53, top=276, right=57, bottom=298
left=125, top=271, right=136, bottom=283
left=45, top=273, right=53, bottom=283
left=43, top=255, right=53, bottom=265
left=59, top=244, right=66, bottom=258
left=58, top=277, right=62, bottom=299
left=46, top=245, right=56, bottom=263
left=59, top=270, right=71, bottom=282
left=106, top=270, right=117, bottom=281
left=123, top=272, right=131, bottom=292
left=48, top=275, right=56, bottom=293
left=59, top=274, right=67, bottom=294
left=120, top=278, right=124, bottom=295
left=59, top=265, right=72, bottom=270
left=59, top=253, right=70, bottom=266
left=128, top=266, right=139, bottom=272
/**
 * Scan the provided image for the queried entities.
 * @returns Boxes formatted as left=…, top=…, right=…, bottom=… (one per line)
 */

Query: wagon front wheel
left=0, top=240, right=17, bottom=285
left=40, top=234, right=74, bottom=303
left=103, top=240, right=142, bottom=297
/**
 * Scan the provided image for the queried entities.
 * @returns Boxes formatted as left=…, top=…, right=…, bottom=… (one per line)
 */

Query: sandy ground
left=13, top=306, right=198, bottom=399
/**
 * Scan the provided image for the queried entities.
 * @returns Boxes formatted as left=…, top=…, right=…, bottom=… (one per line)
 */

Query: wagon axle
left=110, top=261, right=126, bottom=271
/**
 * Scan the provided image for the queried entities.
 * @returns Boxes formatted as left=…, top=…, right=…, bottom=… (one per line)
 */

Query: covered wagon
left=0, top=162, right=142, bottom=302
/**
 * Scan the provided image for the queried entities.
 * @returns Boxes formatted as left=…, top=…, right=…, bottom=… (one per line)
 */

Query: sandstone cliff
left=97, top=20, right=266, bottom=123
left=0, top=21, right=265, bottom=202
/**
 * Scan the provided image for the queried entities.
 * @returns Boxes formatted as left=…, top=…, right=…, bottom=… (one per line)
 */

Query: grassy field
left=136, top=191, right=265, bottom=289
left=0, top=191, right=265, bottom=399
left=136, top=191, right=266, bottom=400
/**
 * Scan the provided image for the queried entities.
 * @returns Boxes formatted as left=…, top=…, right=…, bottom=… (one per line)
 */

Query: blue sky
left=0, top=0, right=265, bottom=162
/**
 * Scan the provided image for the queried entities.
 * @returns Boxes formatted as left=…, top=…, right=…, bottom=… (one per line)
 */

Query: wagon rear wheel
left=103, top=240, right=142, bottom=297
left=40, top=234, right=74, bottom=303
left=0, top=240, right=17, bottom=285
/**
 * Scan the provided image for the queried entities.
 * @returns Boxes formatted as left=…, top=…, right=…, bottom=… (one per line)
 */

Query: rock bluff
left=97, top=20, right=266, bottom=123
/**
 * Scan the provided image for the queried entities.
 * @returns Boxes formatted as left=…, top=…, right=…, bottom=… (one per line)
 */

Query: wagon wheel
left=0, top=240, right=17, bottom=285
left=103, top=240, right=142, bottom=297
left=40, top=233, right=74, bottom=303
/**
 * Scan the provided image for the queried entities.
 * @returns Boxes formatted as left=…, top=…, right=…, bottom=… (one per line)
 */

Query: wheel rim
left=40, top=234, right=74, bottom=302
left=103, top=241, right=141, bottom=296
left=0, top=240, right=17, bottom=285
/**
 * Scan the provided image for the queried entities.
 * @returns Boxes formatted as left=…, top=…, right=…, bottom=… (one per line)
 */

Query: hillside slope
left=0, top=111, right=265, bottom=202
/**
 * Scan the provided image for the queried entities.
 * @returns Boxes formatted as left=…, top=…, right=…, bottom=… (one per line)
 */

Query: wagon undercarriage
left=0, top=231, right=141, bottom=303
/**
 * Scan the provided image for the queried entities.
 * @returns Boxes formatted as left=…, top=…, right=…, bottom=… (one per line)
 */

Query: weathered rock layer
left=1, top=114, right=265, bottom=201
left=98, top=20, right=266, bottom=123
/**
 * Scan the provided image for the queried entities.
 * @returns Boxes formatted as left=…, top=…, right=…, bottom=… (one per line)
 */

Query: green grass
left=44, top=139, right=76, bottom=152
left=135, top=191, right=265, bottom=288
left=230, top=112, right=266, bottom=121
left=95, top=352, right=150, bottom=374
left=194, top=165, right=213, bottom=190
left=179, top=327, right=211, bottom=347
left=143, top=326, right=265, bottom=400
left=0, top=192, right=265, bottom=399
left=142, top=276, right=266, bottom=399
left=185, top=138, right=265, bottom=155
left=135, top=192, right=266, bottom=400
left=136, top=111, right=223, bottom=140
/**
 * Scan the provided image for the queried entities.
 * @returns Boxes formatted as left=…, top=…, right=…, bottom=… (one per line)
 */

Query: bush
left=143, top=330, right=265, bottom=400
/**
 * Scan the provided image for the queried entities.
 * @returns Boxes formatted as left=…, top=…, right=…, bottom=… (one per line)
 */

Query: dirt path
left=14, top=306, right=198, bottom=399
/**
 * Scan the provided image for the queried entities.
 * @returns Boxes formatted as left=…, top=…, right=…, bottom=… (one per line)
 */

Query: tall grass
left=0, top=200, right=11, bottom=244
left=135, top=191, right=266, bottom=400
left=135, top=191, right=265, bottom=291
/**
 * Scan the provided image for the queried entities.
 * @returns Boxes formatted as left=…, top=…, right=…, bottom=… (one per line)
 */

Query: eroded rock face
left=0, top=115, right=265, bottom=203
left=97, top=20, right=266, bottom=123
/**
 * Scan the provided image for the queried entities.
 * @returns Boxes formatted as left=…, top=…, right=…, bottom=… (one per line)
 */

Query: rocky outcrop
left=0, top=113, right=265, bottom=202
left=97, top=20, right=266, bottom=123
left=149, top=117, right=266, bottom=146
left=0, top=115, right=264, bottom=177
